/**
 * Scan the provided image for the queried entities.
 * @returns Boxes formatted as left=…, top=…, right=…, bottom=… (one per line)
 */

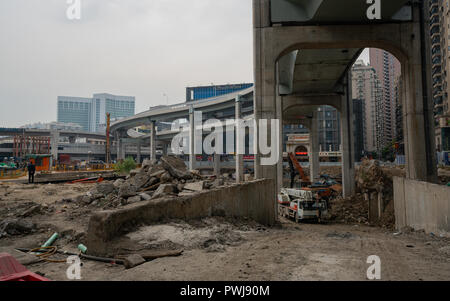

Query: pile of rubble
left=356, top=159, right=393, bottom=194
left=355, top=159, right=394, bottom=210
left=327, top=159, right=395, bottom=229
left=76, top=156, right=232, bottom=209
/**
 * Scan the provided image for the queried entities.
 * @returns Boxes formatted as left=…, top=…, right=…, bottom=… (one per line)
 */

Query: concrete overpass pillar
left=214, top=153, right=220, bottom=177
left=189, top=107, right=196, bottom=171
left=150, top=121, right=156, bottom=163
left=253, top=0, right=279, bottom=225
left=400, top=2, right=437, bottom=182
left=340, top=76, right=356, bottom=198
left=235, top=95, right=244, bottom=183
left=136, top=140, right=141, bottom=164
left=310, top=110, right=320, bottom=183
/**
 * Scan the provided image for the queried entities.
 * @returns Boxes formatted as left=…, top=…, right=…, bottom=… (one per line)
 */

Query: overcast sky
left=0, top=0, right=369, bottom=128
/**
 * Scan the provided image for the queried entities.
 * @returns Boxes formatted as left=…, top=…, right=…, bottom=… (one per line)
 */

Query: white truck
left=277, top=188, right=328, bottom=223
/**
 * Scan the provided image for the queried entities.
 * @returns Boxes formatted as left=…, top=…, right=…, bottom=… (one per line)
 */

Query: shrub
left=115, top=157, right=136, bottom=174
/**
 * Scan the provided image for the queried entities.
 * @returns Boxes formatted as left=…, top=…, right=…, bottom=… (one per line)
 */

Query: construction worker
left=27, top=160, right=36, bottom=184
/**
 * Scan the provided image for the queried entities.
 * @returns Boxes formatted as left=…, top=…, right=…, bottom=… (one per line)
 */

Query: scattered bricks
left=139, top=193, right=152, bottom=201
left=123, top=254, right=146, bottom=269
left=152, top=184, right=176, bottom=199
left=184, top=181, right=206, bottom=192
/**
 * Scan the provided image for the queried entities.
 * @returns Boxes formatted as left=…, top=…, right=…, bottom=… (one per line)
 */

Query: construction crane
left=288, top=152, right=311, bottom=186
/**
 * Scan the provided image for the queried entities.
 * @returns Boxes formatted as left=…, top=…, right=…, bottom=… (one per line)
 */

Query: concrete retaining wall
left=394, top=177, right=450, bottom=234
left=86, top=179, right=276, bottom=256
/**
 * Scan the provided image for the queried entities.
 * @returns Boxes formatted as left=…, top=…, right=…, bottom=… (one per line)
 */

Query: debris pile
left=77, top=156, right=232, bottom=209
left=356, top=159, right=393, bottom=195
left=327, top=160, right=396, bottom=229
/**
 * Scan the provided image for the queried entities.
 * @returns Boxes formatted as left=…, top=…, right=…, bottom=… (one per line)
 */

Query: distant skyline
left=0, top=1, right=371, bottom=128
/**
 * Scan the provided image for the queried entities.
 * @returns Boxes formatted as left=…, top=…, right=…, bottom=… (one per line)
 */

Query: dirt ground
left=1, top=181, right=449, bottom=281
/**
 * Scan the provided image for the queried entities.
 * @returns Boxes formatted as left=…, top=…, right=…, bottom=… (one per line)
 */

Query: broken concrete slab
left=118, top=183, right=137, bottom=198
left=113, top=179, right=125, bottom=188
left=128, top=195, right=142, bottom=204
left=139, top=193, right=152, bottom=201
left=161, top=156, right=192, bottom=180
left=184, top=181, right=206, bottom=192
left=95, top=183, right=116, bottom=195
left=152, top=184, right=176, bottom=199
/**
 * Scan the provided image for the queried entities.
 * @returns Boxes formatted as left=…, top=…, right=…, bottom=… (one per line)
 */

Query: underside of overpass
left=254, top=0, right=437, bottom=208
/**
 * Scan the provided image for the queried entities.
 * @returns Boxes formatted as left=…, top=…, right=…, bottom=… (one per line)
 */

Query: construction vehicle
left=278, top=188, right=328, bottom=223
left=288, top=152, right=311, bottom=187
left=279, top=152, right=344, bottom=223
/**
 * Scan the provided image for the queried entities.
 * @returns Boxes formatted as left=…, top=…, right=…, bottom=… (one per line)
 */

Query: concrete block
left=123, top=254, right=146, bottom=269
left=184, top=181, right=206, bottom=192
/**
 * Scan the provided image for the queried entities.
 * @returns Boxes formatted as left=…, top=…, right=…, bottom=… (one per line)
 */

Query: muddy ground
left=1, top=180, right=449, bottom=281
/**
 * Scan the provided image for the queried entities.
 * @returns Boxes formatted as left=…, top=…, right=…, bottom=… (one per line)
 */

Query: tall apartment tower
left=351, top=60, right=384, bottom=153
left=369, top=48, right=402, bottom=148
left=430, top=0, right=450, bottom=152
left=57, top=93, right=135, bottom=133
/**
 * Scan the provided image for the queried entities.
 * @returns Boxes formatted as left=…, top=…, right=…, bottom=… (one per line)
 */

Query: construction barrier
left=0, top=169, right=26, bottom=180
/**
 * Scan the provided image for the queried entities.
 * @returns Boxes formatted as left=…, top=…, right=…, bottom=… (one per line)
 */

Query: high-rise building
left=353, top=98, right=365, bottom=162
left=429, top=0, right=450, bottom=152
left=369, top=48, right=402, bottom=148
left=317, top=106, right=341, bottom=152
left=57, top=93, right=135, bottom=133
left=351, top=60, right=384, bottom=153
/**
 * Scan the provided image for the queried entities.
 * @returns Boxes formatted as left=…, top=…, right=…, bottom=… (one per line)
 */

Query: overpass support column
left=401, top=2, right=437, bottom=182
left=150, top=121, right=156, bottom=163
left=214, top=153, right=220, bottom=177
left=253, top=0, right=278, bottom=224
left=340, top=77, right=355, bottom=198
left=189, top=107, right=196, bottom=171
left=136, top=140, right=141, bottom=164
left=235, top=95, right=244, bottom=183
left=310, top=110, right=320, bottom=183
